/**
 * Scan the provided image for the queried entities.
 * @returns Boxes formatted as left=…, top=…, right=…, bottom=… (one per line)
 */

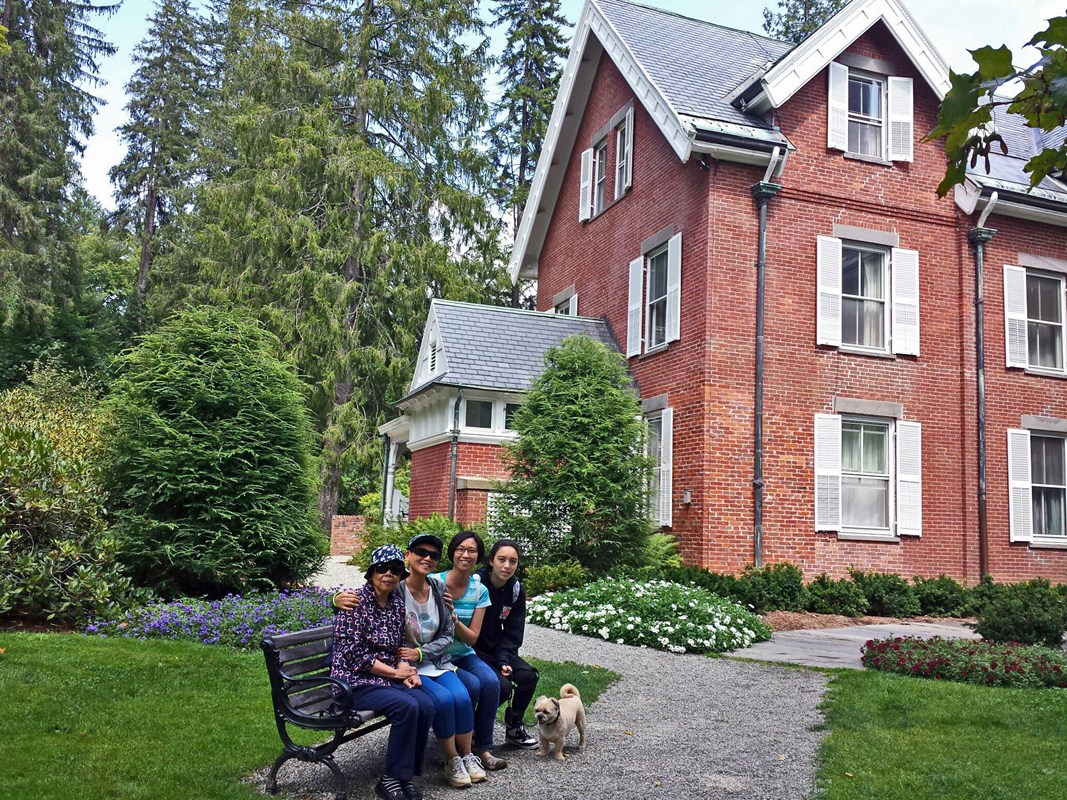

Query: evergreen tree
left=0, top=0, right=116, bottom=384
left=489, top=0, right=568, bottom=233
left=496, top=335, right=654, bottom=571
left=182, top=0, right=509, bottom=529
left=762, top=0, right=847, bottom=43
left=110, top=0, right=205, bottom=318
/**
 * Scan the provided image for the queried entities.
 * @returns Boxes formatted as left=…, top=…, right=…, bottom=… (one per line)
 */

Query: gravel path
left=258, top=558, right=829, bottom=800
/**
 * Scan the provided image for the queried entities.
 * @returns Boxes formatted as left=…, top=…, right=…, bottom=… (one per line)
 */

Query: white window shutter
left=827, top=62, right=849, bottom=151
left=569, top=294, right=578, bottom=316
left=1007, top=428, right=1033, bottom=542
left=624, top=105, right=634, bottom=192
left=814, top=413, right=842, bottom=531
left=887, top=77, right=914, bottom=162
left=891, top=247, right=920, bottom=356
left=658, top=408, right=673, bottom=527
left=666, top=232, right=682, bottom=343
left=896, top=421, right=922, bottom=536
left=1004, top=265, right=1029, bottom=367
left=626, top=257, right=643, bottom=357
left=579, top=148, right=593, bottom=222
left=816, top=236, right=842, bottom=346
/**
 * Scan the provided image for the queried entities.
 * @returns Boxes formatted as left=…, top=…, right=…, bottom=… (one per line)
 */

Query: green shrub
left=351, top=514, right=494, bottom=571
left=523, top=559, right=589, bottom=598
left=641, top=532, right=684, bottom=569
left=527, top=578, right=771, bottom=653
left=913, top=574, right=967, bottom=616
left=806, top=573, right=869, bottom=617
left=974, top=579, right=1067, bottom=648
left=616, top=565, right=741, bottom=601
left=736, top=562, right=807, bottom=613
left=862, top=636, right=1067, bottom=689
left=0, top=367, right=147, bottom=623
left=959, top=575, right=1005, bottom=617
left=104, top=308, right=327, bottom=598
left=849, top=569, right=921, bottom=617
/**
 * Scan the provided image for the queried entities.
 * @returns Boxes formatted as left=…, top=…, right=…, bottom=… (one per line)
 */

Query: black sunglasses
left=411, top=547, right=442, bottom=561
left=373, top=561, right=405, bottom=576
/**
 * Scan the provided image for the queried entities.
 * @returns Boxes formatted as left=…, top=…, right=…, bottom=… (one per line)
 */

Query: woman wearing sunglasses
left=431, top=531, right=507, bottom=772
left=331, top=544, right=435, bottom=800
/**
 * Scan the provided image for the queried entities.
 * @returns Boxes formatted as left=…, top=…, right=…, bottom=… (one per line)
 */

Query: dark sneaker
left=505, top=723, right=539, bottom=749
left=400, top=780, right=423, bottom=800
left=375, top=777, right=406, bottom=800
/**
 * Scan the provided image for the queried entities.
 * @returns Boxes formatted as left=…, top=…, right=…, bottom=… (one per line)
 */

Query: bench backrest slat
left=268, top=624, right=334, bottom=649
left=278, top=638, right=331, bottom=664
left=282, top=654, right=332, bottom=680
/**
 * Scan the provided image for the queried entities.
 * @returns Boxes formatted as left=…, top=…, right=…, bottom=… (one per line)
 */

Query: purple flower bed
left=862, top=636, right=1067, bottom=689
left=83, top=586, right=336, bottom=649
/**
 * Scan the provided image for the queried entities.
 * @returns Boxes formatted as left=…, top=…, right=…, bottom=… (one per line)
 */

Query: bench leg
left=265, top=748, right=347, bottom=800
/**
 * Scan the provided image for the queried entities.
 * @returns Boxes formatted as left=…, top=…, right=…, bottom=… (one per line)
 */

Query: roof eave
left=956, top=175, right=1067, bottom=227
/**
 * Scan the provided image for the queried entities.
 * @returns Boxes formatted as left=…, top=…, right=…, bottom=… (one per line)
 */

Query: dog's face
left=533, top=696, right=560, bottom=727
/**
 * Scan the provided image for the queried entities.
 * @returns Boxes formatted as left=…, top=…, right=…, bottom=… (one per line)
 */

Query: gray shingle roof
left=967, top=105, right=1067, bottom=201
left=597, top=0, right=792, bottom=129
left=405, top=301, right=620, bottom=398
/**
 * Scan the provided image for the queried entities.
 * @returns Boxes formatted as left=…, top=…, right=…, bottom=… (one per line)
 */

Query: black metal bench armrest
left=278, top=673, right=354, bottom=723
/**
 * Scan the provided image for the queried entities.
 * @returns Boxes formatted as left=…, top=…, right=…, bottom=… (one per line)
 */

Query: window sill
left=843, top=151, right=893, bottom=167
left=836, top=530, right=900, bottom=543
left=1021, top=367, right=1067, bottom=380
left=1029, top=537, right=1067, bottom=550
left=583, top=192, right=626, bottom=224
left=838, top=346, right=897, bottom=360
left=639, top=343, right=670, bottom=360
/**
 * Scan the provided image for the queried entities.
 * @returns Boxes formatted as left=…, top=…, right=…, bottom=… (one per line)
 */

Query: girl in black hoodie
left=474, top=539, right=540, bottom=748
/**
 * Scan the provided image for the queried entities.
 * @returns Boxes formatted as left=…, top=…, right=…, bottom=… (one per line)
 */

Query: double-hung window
left=817, top=236, right=919, bottom=356
left=645, top=407, right=673, bottom=527
left=593, top=142, right=608, bottom=216
left=614, top=107, right=633, bottom=199
left=1004, top=266, right=1067, bottom=372
left=626, top=232, right=682, bottom=357
left=828, top=61, right=913, bottom=162
left=579, top=104, right=634, bottom=221
left=1007, top=428, right=1067, bottom=543
left=814, top=413, right=922, bottom=537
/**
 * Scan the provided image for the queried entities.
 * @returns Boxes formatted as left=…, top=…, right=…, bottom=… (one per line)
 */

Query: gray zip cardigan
left=396, top=577, right=455, bottom=671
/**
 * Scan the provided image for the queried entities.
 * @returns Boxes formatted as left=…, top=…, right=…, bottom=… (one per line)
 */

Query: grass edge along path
left=0, top=633, right=619, bottom=800
left=818, top=669, right=1067, bottom=800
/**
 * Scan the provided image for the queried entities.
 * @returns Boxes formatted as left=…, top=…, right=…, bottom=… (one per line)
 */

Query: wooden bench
left=261, top=625, right=389, bottom=800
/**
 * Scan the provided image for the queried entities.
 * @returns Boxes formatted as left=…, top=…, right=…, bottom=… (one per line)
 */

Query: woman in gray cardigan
left=337, top=534, right=486, bottom=791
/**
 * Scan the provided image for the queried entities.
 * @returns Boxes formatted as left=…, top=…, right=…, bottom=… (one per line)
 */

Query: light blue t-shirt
left=431, top=571, right=490, bottom=658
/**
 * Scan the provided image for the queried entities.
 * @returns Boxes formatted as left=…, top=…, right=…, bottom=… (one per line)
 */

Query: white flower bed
left=527, top=578, right=771, bottom=654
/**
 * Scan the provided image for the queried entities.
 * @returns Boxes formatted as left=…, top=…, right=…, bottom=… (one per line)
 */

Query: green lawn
left=819, top=669, right=1067, bottom=800
left=0, top=633, right=619, bottom=800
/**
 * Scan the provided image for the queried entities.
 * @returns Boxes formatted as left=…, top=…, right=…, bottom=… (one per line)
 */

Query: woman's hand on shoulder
left=333, top=591, right=360, bottom=612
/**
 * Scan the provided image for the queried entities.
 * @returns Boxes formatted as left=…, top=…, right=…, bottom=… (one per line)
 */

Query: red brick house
left=389, top=0, right=1067, bottom=585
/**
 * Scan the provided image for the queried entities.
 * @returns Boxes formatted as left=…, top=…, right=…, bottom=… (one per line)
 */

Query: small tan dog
left=533, top=683, right=586, bottom=760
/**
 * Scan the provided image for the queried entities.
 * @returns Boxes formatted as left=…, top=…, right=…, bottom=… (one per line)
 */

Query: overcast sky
left=81, top=0, right=1065, bottom=209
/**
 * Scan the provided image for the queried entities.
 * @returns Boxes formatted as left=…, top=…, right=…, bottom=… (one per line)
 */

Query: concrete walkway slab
left=729, top=620, right=979, bottom=669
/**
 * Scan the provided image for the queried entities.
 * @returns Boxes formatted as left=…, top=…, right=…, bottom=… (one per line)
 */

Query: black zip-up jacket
left=473, top=566, right=525, bottom=669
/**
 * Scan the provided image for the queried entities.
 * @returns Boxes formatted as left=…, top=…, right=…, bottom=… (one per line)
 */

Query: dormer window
left=828, top=61, right=912, bottom=162
left=848, top=73, right=883, bottom=158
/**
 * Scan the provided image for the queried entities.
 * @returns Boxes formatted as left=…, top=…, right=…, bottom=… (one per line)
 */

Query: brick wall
left=330, top=515, right=367, bottom=556
left=408, top=440, right=510, bottom=526
left=530, top=21, right=1067, bottom=583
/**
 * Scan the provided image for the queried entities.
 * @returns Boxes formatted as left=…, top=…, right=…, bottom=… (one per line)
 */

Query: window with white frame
left=614, top=108, right=633, bottom=199
left=828, top=62, right=913, bottom=162
left=465, top=399, right=493, bottom=429
left=817, top=236, right=919, bottom=355
left=460, top=396, right=522, bottom=436
left=645, top=408, right=673, bottom=527
left=627, top=232, right=682, bottom=357
left=554, top=294, right=577, bottom=315
left=814, top=413, right=922, bottom=537
left=1003, top=266, right=1066, bottom=372
left=504, top=402, right=521, bottom=430
left=1007, top=428, right=1067, bottom=543
left=593, top=141, right=608, bottom=216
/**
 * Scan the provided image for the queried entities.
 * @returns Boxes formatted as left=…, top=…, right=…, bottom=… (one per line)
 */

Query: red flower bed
left=862, top=636, right=1067, bottom=689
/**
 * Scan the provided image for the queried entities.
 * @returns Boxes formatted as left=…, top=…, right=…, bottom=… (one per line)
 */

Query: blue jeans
left=416, top=670, right=474, bottom=739
left=348, top=683, right=434, bottom=780
left=454, top=652, right=500, bottom=752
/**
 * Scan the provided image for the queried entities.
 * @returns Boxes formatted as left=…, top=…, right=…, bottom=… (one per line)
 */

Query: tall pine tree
left=489, top=0, right=567, bottom=234
left=183, top=0, right=509, bottom=528
left=0, top=0, right=117, bottom=385
left=110, top=0, right=205, bottom=319
left=762, top=0, right=847, bottom=43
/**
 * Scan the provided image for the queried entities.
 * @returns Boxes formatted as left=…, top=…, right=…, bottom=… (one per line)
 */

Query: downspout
left=447, top=389, right=463, bottom=521
left=750, top=148, right=783, bottom=568
left=968, top=192, right=998, bottom=579
left=380, top=433, right=391, bottom=523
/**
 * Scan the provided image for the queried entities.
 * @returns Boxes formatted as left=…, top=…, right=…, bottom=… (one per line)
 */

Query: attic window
left=428, top=339, right=439, bottom=374
left=828, top=62, right=913, bottom=162
left=848, top=74, right=883, bottom=157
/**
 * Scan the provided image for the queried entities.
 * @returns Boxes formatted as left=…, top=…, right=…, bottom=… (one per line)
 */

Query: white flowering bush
left=527, top=578, right=771, bottom=654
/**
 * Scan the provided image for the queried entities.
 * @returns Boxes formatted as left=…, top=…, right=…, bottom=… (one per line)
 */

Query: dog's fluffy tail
left=560, top=683, right=580, bottom=699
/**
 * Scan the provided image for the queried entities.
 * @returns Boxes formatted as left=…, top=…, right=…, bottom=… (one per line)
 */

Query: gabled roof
left=510, top=0, right=950, bottom=282
left=401, top=301, right=619, bottom=402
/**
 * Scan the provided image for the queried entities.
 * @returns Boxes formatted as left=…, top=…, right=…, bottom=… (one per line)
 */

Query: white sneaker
left=461, top=753, right=487, bottom=784
left=444, top=755, right=471, bottom=788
